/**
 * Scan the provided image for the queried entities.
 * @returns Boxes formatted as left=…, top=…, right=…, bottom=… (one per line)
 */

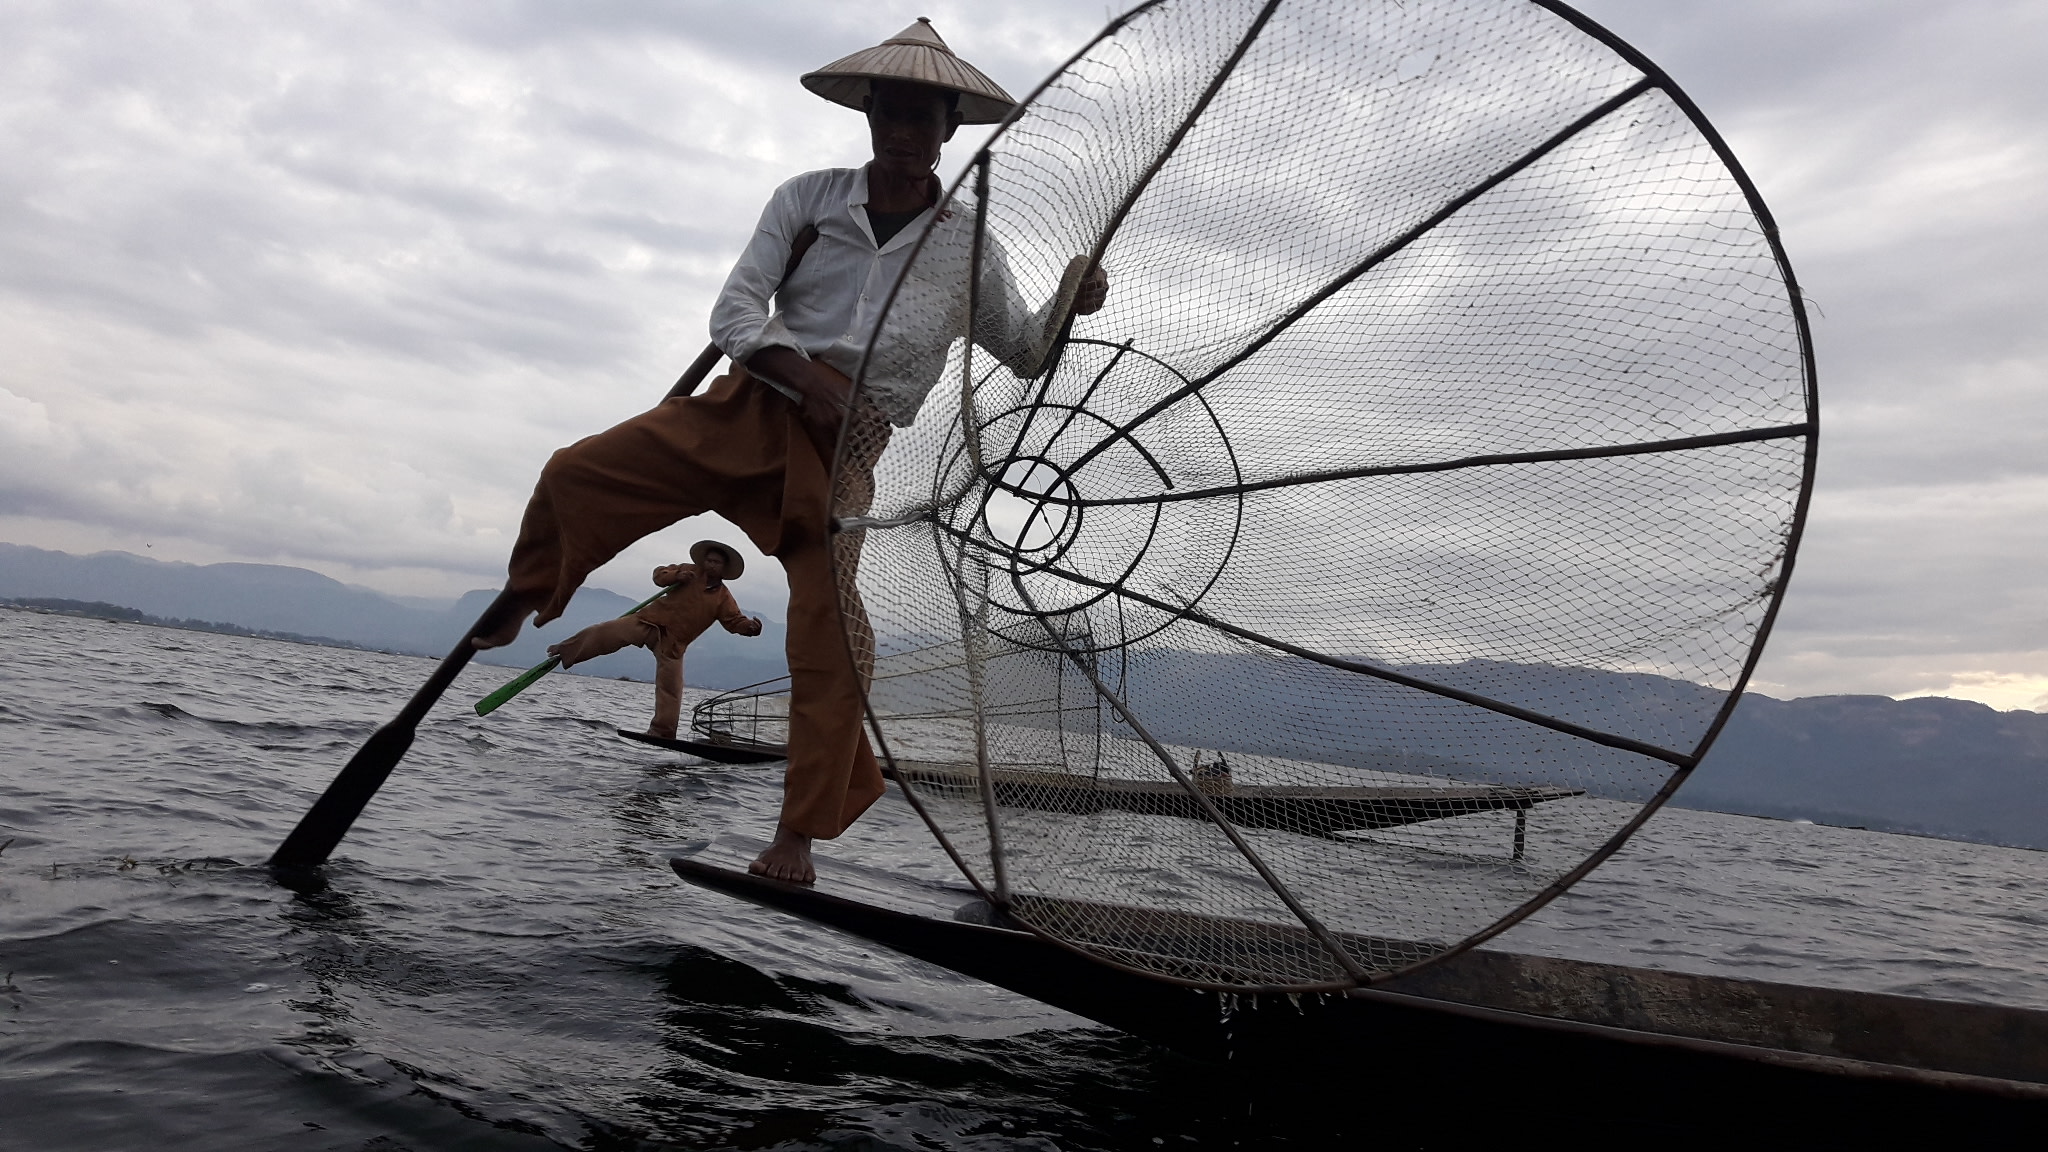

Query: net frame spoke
left=935, top=523, right=1695, bottom=767
left=1012, top=572, right=1370, bottom=984
left=1059, top=75, right=1661, bottom=479
left=997, top=422, right=1815, bottom=508
left=1006, top=0, right=1285, bottom=458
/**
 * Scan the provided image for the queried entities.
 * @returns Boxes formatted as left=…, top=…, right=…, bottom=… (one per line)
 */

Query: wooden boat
left=614, top=727, right=787, bottom=764
left=672, top=836, right=2048, bottom=1138
left=887, top=759, right=1579, bottom=849
left=686, top=675, right=791, bottom=761
left=611, top=730, right=1583, bottom=854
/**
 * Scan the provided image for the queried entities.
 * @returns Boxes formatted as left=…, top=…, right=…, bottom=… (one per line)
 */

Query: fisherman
left=543, top=540, right=763, bottom=741
left=473, top=18, right=1107, bottom=883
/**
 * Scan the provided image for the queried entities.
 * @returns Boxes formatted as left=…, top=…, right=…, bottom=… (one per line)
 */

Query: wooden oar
left=472, top=583, right=679, bottom=716
left=268, top=345, right=728, bottom=875
left=665, top=342, right=724, bottom=400
left=268, top=588, right=522, bottom=874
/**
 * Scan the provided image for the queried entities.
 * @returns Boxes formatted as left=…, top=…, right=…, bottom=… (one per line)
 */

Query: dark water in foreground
left=2, top=609, right=2045, bottom=1149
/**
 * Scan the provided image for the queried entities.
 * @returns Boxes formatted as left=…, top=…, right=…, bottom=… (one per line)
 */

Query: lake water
left=2, top=608, right=2044, bottom=1149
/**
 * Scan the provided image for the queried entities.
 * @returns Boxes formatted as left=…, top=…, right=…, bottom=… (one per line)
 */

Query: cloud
left=1901, top=670, right=2048, bottom=714
left=0, top=1, right=1094, bottom=600
left=1568, top=0, right=2048, bottom=705
left=0, top=1, right=2043, bottom=704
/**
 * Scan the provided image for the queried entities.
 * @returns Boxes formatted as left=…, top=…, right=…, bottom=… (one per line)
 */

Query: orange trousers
left=506, top=369, right=886, bottom=839
left=548, top=617, right=686, bottom=739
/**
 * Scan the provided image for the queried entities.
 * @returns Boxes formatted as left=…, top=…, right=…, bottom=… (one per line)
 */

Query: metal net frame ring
left=826, top=0, right=1819, bottom=993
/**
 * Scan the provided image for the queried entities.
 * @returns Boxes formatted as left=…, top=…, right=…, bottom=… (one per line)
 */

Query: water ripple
left=2, top=608, right=2046, bottom=1148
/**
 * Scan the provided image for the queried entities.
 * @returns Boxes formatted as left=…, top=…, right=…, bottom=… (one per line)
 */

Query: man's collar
left=848, top=162, right=937, bottom=255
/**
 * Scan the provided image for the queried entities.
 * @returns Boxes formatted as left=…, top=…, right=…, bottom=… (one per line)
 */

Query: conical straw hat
left=689, top=539, right=744, bottom=578
left=802, top=18, right=1017, bottom=125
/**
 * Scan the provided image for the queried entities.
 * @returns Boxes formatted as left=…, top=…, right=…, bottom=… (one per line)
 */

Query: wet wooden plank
left=671, top=839, right=2048, bottom=1109
left=617, top=727, right=788, bottom=763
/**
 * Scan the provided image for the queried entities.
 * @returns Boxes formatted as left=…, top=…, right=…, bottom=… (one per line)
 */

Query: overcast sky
left=1, top=1, right=2043, bottom=709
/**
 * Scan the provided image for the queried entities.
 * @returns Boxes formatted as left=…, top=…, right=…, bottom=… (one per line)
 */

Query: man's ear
left=861, top=94, right=874, bottom=114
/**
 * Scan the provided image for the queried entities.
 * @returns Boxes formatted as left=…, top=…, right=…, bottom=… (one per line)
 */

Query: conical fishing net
left=827, top=0, right=1816, bottom=990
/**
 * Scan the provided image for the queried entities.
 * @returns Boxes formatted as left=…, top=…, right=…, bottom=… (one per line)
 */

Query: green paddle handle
left=470, top=583, right=681, bottom=716
left=474, top=656, right=561, bottom=716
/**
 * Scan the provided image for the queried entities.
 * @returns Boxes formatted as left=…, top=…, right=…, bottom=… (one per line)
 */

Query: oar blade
left=269, top=722, right=416, bottom=873
left=269, top=590, right=517, bottom=875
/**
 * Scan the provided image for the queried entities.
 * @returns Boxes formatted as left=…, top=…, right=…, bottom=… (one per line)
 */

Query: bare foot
left=645, top=726, right=677, bottom=740
left=748, top=825, right=814, bottom=885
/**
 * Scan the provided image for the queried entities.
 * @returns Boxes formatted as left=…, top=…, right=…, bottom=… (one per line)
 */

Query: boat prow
left=615, top=728, right=787, bottom=763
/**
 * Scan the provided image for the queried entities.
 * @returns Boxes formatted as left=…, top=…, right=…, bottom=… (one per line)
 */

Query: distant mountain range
left=3, top=596, right=372, bottom=650
left=1106, top=649, right=2048, bottom=850
left=1685, top=693, right=2048, bottom=847
left=3, top=542, right=2042, bottom=850
left=0, top=542, right=787, bottom=691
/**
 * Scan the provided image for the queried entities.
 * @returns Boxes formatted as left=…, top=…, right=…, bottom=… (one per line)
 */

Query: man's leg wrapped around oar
left=495, top=367, right=887, bottom=879
left=496, top=371, right=788, bottom=638
left=541, top=615, right=689, bottom=738
left=548, top=616, right=658, bottom=668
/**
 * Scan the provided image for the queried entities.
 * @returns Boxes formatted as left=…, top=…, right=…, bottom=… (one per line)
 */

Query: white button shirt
left=710, top=165, right=1057, bottom=427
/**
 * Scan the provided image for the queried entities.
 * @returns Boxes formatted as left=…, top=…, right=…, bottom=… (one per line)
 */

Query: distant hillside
left=0, top=542, right=787, bottom=690
left=1099, top=649, right=2047, bottom=850
left=4, top=597, right=366, bottom=649
left=1685, top=694, right=2048, bottom=848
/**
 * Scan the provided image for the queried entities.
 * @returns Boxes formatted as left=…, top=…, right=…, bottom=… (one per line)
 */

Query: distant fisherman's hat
left=690, top=540, right=744, bottom=578
left=802, top=17, right=1018, bottom=125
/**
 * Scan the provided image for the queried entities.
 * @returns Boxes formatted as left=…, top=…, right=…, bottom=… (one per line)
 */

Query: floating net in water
left=829, top=0, right=1816, bottom=991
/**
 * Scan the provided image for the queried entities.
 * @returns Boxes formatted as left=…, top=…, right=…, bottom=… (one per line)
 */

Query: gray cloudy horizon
left=2, top=1, right=2043, bottom=709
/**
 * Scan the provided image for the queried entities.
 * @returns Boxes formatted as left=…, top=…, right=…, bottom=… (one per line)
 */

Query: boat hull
left=615, top=728, right=787, bottom=763
left=672, top=841, right=2048, bottom=1138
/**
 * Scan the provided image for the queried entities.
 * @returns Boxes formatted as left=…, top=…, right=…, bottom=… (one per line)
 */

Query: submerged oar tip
left=266, top=857, right=329, bottom=893
left=267, top=721, right=418, bottom=876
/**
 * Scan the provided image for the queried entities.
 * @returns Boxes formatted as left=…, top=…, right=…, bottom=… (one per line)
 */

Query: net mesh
left=828, top=0, right=1815, bottom=990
